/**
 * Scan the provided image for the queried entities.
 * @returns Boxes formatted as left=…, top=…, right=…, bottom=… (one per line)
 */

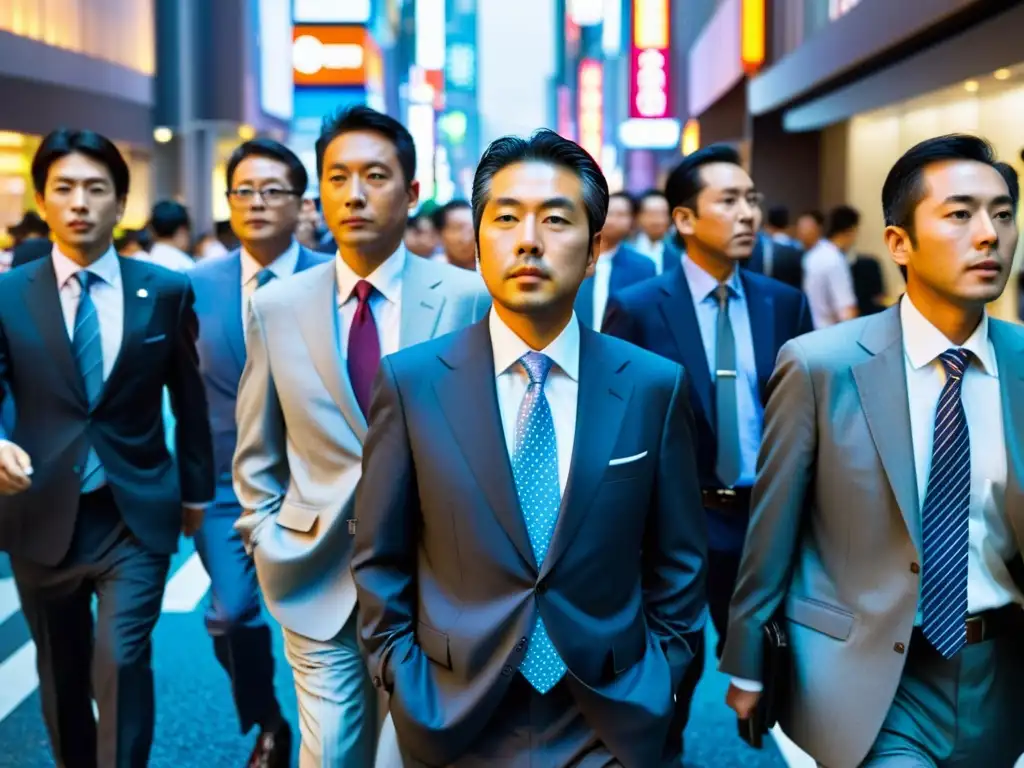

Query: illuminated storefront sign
left=577, top=59, right=603, bottom=162
left=292, top=25, right=382, bottom=89
left=629, top=0, right=670, bottom=120
left=741, top=0, right=765, bottom=74
left=293, top=0, right=371, bottom=23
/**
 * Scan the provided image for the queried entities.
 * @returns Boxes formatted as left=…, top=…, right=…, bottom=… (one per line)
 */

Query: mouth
left=732, top=233, right=755, bottom=243
left=68, top=220, right=93, bottom=233
left=508, top=266, right=548, bottom=281
left=341, top=217, right=371, bottom=227
left=246, top=218, right=271, bottom=227
left=969, top=258, right=1002, bottom=274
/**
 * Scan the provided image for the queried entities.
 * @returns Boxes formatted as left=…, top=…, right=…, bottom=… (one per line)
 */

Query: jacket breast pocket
left=602, top=451, right=649, bottom=484
left=275, top=500, right=320, bottom=533
left=785, top=595, right=855, bottom=641
left=416, top=621, right=452, bottom=670
left=143, top=333, right=168, bottom=345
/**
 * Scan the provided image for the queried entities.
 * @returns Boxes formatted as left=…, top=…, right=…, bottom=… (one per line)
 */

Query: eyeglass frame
left=226, top=186, right=301, bottom=207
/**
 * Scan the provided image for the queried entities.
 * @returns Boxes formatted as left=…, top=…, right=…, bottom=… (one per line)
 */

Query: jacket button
left=910, top=562, right=920, bottom=574
left=501, top=665, right=514, bottom=677
left=372, top=675, right=382, bottom=688
left=893, top=642, right=905, bottom=654
left=536, top=583, right=547, bottom=594
left=515, top=638, right=527, bottom=652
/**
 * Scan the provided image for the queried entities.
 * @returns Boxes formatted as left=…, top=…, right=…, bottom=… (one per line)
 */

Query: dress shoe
left=246, top=721, right=291, bottom=768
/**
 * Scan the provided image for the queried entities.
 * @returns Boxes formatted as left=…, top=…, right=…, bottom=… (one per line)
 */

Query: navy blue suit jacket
left=603, top=266, right=813, bottom=494
left=575, top=245, right=656, bottom=329
left=190, top=246, right=328, bottom=504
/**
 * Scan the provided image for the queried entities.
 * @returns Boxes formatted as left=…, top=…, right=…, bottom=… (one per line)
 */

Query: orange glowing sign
left=633, top=0, right=669, bottom=49
left=292, top=25, right=381, bottom=87
left=741, top=0, right=765, bottom=74
left=578, top=59, right=603, bottom=162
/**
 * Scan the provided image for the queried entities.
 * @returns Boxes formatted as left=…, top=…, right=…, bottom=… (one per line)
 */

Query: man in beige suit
left=233, top=105, right=488, bottom=767
left=721, top=134, right=1024, bottom=767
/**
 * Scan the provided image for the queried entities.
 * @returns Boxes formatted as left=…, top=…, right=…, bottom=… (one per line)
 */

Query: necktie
left=714, top=283, right=741, bottom=488
left=921, top=348, right=972, bottom=658
left=512, top=351, right=566, bottom=694
left=347, top=280, right=381, bottom=417
left=72, top=271, right=105, bottom=492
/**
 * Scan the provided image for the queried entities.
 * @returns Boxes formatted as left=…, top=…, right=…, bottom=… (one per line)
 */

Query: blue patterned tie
left=921, top=348, right=971, bottom=658
left=72, top=271, right=105, bottom=492
left=512, top=351, right=567, bottom=694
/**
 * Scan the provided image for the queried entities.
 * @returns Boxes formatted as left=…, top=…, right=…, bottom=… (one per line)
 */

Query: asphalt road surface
left=0, top=543, right=802, bottom=767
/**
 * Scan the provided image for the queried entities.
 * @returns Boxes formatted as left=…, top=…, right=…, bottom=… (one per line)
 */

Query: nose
left=737, top=197, right=756, bottom=222
left=973, top=210, right=999, bottom=249
left=70, top=186, right=88, bottom=210
left=516, top=215, right=542, bottom=257
left=345, top=176, right=367, bottom=209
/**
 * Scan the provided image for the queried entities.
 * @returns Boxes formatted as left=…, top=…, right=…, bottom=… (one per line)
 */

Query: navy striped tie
left=920, top=348, right=971, bottom=658
left=72, top=271, right=105, bottom=492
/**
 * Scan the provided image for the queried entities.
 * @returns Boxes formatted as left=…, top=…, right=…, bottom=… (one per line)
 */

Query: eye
left=495, top=214, right=517, bottom=223
left=328, top=174, right=346, bottom=184
left=367, top=172, right=386, bottom=181
left=994, top=210, right=1014, bottom=221
left=946, top=210, right=970, bottom=220
left=545, top=215, right=569, bottom=225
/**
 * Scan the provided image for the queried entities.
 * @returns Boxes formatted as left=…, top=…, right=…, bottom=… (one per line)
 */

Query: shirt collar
left=335, top=244, right=407, bottom=307
left=900, top=294, right=997, bottom=377
left=681, top=255, right=744, bottom=304
left=241, top=239, right=300, bottom=286
left=489, top=308, right=580, bottom=382
left=51, top=243, right=120, bottom=288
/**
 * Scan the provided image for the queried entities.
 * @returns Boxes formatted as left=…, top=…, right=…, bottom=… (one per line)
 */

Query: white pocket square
left=608, top=451, right=647, bottom=466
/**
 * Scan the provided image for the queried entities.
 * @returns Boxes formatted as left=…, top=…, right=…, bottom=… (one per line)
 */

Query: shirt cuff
left=731, top=677, right=764, bottom=693
left=182, top=501, right=211, bottom=510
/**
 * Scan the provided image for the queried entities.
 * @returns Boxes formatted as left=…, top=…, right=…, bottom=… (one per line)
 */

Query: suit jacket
left=351, top=320, right=708, bottom=767
left=574, top=244, right=656, bottom=329
left=744, top=234, right=804, bottom=293
left=718, top=307, right=1024, bottom=767
left=602, top=266, right=813, bottom=494
left=10, top=237, right=52, bottom=270
left=0, top=255, right=214, bottom=565
left=190, top=246, right=328, bottom=505
left=233, top=254, right=490, bottom=641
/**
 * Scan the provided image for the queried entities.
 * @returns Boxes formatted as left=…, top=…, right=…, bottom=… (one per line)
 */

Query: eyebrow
left=52, top=175, right=110, bottom=185
left=717, top=187, right=757, bottom=195
left=492, top=196, right=577, bottom=211
left=942, top=194, right=1014, bottom=206
left=326, top=162, right=390, bottom=172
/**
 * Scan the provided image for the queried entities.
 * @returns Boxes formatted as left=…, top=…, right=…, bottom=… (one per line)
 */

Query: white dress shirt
left=145, top=241, right=195, bottom=273
left=632, top=234, right=666, bottom=275
left=802, top=239, right=856, bottom=329
left=52, top=245, right=123, bottom=379
left=901, top=295, right=1022, bottom=615
left=335, top=245, right=406, bottom=358
left=590, top=248, right=617, bottom=330
left=490, top=309, right=579, bottom=494
left=242, top=239, right=300, bottom=324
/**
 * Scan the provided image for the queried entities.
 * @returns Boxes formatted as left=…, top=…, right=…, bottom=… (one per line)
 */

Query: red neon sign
left=577, top=59, right=603, bottom=162
left=629, top=0, right=671, bottom=120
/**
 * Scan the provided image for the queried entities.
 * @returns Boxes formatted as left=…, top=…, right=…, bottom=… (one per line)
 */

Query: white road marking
left=160, top=552, right=210, bottom=613
left=0, top=642, right=38, bottom=723
left=0, top=578, right=20, bottom=625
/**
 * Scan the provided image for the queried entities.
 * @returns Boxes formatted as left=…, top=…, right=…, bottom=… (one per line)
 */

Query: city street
left=0, top=543, right=804, bottom=767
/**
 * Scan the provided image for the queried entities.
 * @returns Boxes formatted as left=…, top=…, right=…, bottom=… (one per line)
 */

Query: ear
left=115, top=198, right=127, bottom=227
left=584, top=231, right=602, bottom=279
left=34, top=193, right=46, bottom=222
left=884, top=225, right=912, bottom=269
left=407, top=179, right=421, bottom=210
left=672, top=205, right=696, bottom=238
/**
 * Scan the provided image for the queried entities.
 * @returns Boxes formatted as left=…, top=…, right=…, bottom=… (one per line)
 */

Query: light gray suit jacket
left=719, top=305, right=1024, bottom=768
left=232, top=254, right=489, bottom=641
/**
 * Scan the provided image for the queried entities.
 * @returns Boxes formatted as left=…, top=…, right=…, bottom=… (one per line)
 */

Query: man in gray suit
left=191, top=138, right=329, bottom=767
left=233, top=106, right=488, bottom=767
left=721, top=134, right=1024, bottom=767
left=353, top=130, right=707, bottom=767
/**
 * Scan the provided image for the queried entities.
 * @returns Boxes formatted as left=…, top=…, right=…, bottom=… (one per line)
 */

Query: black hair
left=315, top=105, right=416, bottom=187
left=149, top=200, right=191, bottom=239
left=13, top=212, right=49, bottom=238
left=663, top=143, right=744, bottom=215
left=431, top=199, right=472, bottom=232
left=766, top=205, right=789, bottom=229
left=609, top=191, right=638, bottom=216
left=472, top=129, right=609, bottom=241
left=994, top=161, right=1020, bottom=209
left=825, top=205, right=860, bottom=239
left=798, top=210, right=825, bottom=227
left=226, top=138, right=308, bottom=196
left=32, top=128, right=130, bottom=200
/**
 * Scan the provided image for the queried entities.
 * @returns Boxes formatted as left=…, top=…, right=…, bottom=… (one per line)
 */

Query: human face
left=404, top=218, right=438, bottom=257
left=795, top=214, right=821, bottom=250
left=601, top=195, right=634, bottom=248
left=887, top=159, right=1017, bottom=308
left=673, top=163, right=759, bottom=262
left=320, top=130, right=418, bottom=258
left=637, top=195, right=671, bottom=241
left=227, top=155, right=302, bottom=248
left=441, top=206, right=476, bottom=269
left=35, top=152, right=124, bottom=260
left=478, top=161, right=598, bottom=319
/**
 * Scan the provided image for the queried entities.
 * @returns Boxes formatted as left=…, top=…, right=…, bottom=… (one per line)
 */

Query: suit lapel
left=741, top=272, right=776, bottom=401
left=989, top=320, right=1024, bottom=553
left=399, top=255, right=447, bottom=347
left=24, top=259, right=87, bottom=405
left=221, top=255, right=247, bottom=373
left=294, top=263, right=368, bottom=439
left=540, top=329, right=632, bottom=579
left=851, top=307, right=922, bottom=555
left=659, top=269, right=713, bottom=419
left=434, top=322, right=535, bottom=569
left=575, top=277, right=595, bottom=330
left=96, top=258, right=156, bottom=407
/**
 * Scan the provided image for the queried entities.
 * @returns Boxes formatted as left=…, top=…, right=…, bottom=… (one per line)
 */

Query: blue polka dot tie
left=513, top=351, right=566, bottom=694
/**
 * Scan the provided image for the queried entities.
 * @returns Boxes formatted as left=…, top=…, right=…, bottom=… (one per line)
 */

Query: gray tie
left=714, top=283, right=741, bottom=488
left=72, top=271, right=105, bottom=492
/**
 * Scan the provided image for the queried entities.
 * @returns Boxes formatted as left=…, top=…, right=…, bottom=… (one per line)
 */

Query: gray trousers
left=861, top=629, right=1024, bottom=767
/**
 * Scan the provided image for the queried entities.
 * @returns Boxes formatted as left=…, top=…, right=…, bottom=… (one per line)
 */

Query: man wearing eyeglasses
left=188, top=138, right=328, bottom=768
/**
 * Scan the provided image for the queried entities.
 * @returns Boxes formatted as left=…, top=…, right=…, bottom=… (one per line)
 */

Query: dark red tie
left=347, top=280, right=381, bottom=417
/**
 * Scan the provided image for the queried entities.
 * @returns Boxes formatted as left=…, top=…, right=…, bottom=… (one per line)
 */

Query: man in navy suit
left=603, top=144, right=813, bottom=757
left=574, top=191, right=655, bottom=329
left=189, top=139, right=328, bottom=767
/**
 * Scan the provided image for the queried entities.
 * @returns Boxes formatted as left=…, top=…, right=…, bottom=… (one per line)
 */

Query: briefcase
left=738, top=617, right=791, bottom=749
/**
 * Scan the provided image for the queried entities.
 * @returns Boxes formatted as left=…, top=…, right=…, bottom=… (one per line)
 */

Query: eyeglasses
left=226, top=187, right=300, bottom=207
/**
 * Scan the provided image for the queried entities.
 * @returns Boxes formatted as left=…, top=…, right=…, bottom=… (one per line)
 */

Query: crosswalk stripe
left=0, top=641, right=38, bottom=723
left=0, top=578, right=19, bottom=626
left=772, top=725, right=815, bottom=767
left=160, top=552, right=211, bottom=613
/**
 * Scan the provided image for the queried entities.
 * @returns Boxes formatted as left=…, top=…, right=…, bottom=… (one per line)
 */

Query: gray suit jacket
left=719, top=305, right=1024, bottom=768
left=233, top=254, right=490, bottom=641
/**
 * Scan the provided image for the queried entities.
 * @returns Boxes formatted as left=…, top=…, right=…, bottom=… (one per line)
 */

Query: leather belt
left=913, top=604, right=1024, bottom=647
left=701, top=487, right=752, bottom=515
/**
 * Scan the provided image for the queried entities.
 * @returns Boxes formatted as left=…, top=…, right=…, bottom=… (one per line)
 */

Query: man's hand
left=0, top=440, right=32, bottom=495
left=181, top=505, right=206, bottom=537
left=726, top=684, right=762, bottom=720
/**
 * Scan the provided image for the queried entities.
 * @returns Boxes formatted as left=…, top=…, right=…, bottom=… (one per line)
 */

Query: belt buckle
left=717, top=488, right=736, bottom=498
left=965, top=615, right=985, bottom=644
